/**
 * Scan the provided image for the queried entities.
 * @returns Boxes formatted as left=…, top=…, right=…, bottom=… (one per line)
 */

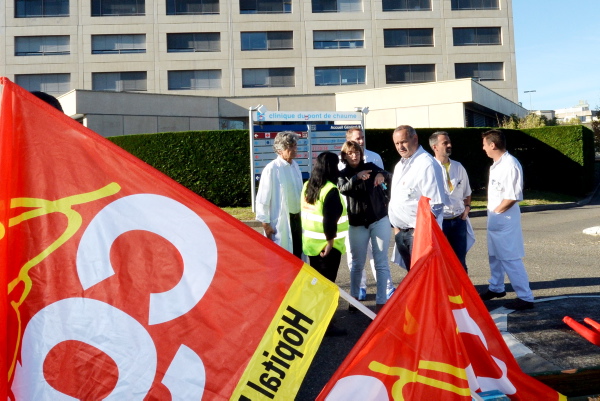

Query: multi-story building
left=555, top=101, right=597, bottom=124
left=1, top=0, right=518, bottom=102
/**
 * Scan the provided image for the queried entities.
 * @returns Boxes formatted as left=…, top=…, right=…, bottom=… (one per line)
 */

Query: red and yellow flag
left=318, top=197, right=565, bottom=401
left=0, top=78, right=338, bottom=400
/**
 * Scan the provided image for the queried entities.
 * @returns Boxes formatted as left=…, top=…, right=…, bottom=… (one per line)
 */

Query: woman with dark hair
left=339, top=140, right=392, bottom=313
left=301, top=152, right=348, bottom=283
left=301, top=152, right=349, bottom=336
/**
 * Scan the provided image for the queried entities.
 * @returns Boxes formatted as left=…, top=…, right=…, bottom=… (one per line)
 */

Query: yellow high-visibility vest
left=301, top=181, right=348, bottom=256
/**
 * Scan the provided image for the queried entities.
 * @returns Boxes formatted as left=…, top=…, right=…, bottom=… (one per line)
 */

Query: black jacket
left=338, top=162, right=391, bottom=227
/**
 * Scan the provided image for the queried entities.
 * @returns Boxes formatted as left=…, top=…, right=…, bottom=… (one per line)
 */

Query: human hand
left=320, top=241, right=334, bottom=257
left=357, top=170, right=372, bottom=180
left=374, top=173, right=385, bottom=186
left=262, top=223, right=275, bottom=240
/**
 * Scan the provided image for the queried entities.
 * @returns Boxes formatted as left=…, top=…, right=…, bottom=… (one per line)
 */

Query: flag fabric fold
left=0, top=78, right=338, bottom=400
left=318, top=196, right=565, bottom=401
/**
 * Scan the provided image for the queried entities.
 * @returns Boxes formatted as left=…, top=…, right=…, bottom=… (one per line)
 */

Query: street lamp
left=524, top=90, right=536, bottom=111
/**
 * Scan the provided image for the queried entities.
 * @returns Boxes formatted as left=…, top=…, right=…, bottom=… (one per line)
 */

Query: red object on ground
left=563, top=316, right=600, bottom=346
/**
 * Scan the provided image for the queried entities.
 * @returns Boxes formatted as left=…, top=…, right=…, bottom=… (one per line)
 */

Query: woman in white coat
left=255, top=131, right=303, bottom=257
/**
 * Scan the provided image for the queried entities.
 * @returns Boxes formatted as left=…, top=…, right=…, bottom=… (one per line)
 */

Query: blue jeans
left=349, top=216, right=392, bottom=305
left=442, top=217, right=468, bottom=272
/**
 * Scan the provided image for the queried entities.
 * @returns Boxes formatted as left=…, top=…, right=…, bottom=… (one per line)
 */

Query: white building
left=555, top=101, right=596, bottom=124
left=1, top=0, right=523, bottom=132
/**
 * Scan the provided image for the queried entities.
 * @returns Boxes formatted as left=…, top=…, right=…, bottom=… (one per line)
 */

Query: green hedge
left=109, top=125, right=595, bottom=206
left=109, top=130, right=250, bottom=206
left=366, top=126, right=595, bottom=196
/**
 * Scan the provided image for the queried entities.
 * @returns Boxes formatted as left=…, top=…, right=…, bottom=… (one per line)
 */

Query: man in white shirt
left=480, top=129, right=534, bottom=310
left=429, top=131, right=472, bottom=272
left=388, top=125, right=447, bottom=270
left=339, top=128, right=394, bottom=300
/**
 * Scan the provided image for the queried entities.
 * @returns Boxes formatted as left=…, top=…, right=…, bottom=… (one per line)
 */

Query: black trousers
left=394, top=228, right=414, bottom=271
left=308, top=248, right=342, bottom=283
left=289, top=213, right=302, bottom=258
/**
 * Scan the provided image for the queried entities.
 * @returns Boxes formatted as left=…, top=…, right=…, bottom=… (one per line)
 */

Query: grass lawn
left=222, top=189, right=581, bottom=221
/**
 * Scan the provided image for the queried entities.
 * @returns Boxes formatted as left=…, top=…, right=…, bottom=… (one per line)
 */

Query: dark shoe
left=325, top=324, right=347, bottom=337
left=348, top=303, right=358, bottom=313
left=504, top=298, right=534, bottom=311
left=480, top=290, right=506, bottom=301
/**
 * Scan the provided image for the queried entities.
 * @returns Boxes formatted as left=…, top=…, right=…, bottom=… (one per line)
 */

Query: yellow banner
left=230, top=263, right=339, bottom=400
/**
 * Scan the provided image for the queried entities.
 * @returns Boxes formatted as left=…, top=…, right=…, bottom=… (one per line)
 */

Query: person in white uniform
left=388, top=125, right=447, bottom=270
left=479, top=129, right=534, bottom=311
left=255, top=131, right=304, bottom=258
left=338, top=128, right=394, bottom=300
left=429, top=131, right=474, bottom=272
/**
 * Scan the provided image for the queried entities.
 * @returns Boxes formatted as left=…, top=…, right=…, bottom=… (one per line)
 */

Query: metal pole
left=249, top=107, right=256, bottom=213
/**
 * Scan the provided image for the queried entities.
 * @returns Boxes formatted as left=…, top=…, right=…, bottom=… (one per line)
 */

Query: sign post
left=249, top=106, right=366, bottom=212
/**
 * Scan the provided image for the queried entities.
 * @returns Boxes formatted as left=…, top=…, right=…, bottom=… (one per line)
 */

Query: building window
left=240, top=0, right=291, bottom=14
left=382, top=0, right=430, bottom=12
left=383, top=28, right=433, bottom=47
left=168, top=70, right=221, bottom=89
left=91, top=0, right=145, bottom=16
left=314, top=66, right=365, bottom=86
left=92, top=34, right=146, bottom=54
left=451, top=0, right=498, bottom=10
left=92, top=72, right=147, bottom=91
left=313, top=30, right=363, bottom=49
left=312, top=0, right=361, bottom=13
left=455, top=62, right=503, bottom=81
left=242, top=68, right=294, bottom=88
left=15, top=73, right=70, bottom=94
left=385, top=64, right=435, bottom=84
left=166, top=0, right=219, bottom=15
left=453, top=27, right=501, bottom=46
left=241, top=31, right=293, bottom=51
left=15, top=0, right=69, bottom=17
left=220, top=118, right=246, bottom=129
left=15, top=36, right=70, bottom=56
left=167, top=33, right=220, bottom=52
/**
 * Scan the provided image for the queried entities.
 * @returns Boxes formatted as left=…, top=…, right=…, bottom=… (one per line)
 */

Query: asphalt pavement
left=246, top=171, right=600, bottom=399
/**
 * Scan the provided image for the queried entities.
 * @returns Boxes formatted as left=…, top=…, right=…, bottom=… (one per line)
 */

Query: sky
left=512, top=0, right=600, bottom=111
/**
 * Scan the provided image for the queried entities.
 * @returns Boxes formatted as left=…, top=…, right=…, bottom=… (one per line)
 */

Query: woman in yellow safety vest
left=301, top=152, right=349, bottom=283
left=301, top=151, right=349, bottom=337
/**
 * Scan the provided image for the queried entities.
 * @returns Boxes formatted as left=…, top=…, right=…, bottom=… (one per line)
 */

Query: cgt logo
left=9, top=190, right=218, bottom=400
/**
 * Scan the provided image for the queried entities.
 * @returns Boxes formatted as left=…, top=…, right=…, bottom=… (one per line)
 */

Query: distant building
left=555, top=101, right=596, bottom=124
left=534, top=110, right=555, bottom=121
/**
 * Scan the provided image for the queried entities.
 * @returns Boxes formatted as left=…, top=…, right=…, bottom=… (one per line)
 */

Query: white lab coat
left=255, top=156, right=303, bottom=253
left=487, top=152, right=525, bottom=260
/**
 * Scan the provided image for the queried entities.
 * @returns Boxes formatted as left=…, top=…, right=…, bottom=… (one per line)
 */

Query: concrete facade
left=1, top=0, right=518, bottom=101
left=58, top=78, right=526, bottom=136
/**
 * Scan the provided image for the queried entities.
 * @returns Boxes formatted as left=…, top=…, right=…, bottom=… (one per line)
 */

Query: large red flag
left=318, top=197, right=565, bottom=400
left=0, top=78, right=339, bottom=400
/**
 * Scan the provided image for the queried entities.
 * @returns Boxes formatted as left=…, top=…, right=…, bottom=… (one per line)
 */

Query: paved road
left=245, top=182, right=600, bottom=399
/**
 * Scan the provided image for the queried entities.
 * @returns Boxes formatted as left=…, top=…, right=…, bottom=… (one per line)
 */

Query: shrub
left=109, top=130, right=250, bottom=206
left=108, top=125, right=595, bottom=206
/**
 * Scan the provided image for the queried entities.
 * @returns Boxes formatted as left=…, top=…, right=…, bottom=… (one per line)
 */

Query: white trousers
left=487, top=255, right=534, bottom=302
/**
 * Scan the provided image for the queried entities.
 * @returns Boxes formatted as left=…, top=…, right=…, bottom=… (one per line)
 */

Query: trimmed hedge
left=109, top=130, right=250, bottom=206
left=108, top=126, right=595, bottom=206
left=366, top=126, right=595, bottom=196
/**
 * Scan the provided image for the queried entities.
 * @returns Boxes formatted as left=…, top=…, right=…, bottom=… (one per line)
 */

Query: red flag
left=0, top=78, right=339, bottom=399
left=318, top=197, right=565, bottom=400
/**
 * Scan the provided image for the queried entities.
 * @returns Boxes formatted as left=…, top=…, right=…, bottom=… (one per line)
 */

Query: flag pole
left=337, top=288, right=376, bottom=320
